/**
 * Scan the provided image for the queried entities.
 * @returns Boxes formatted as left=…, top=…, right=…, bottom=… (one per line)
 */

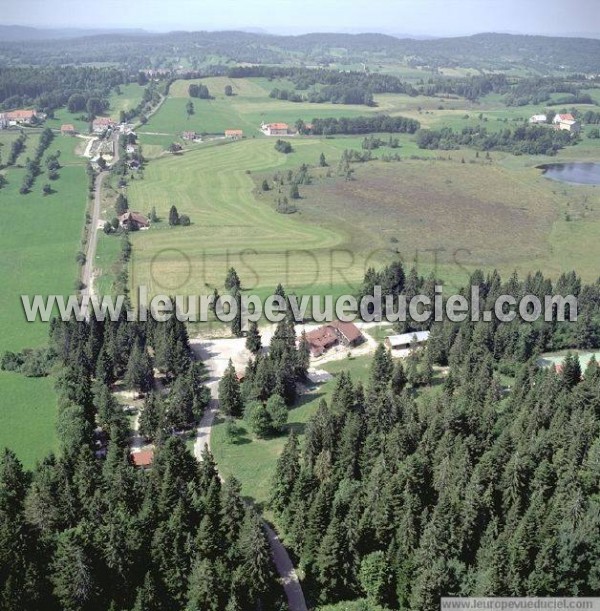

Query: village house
left=305, top=320, right=363, bottom=357
left=6, top=109, right=38, bottom=126
left=92, top=117, right=116, bottom=133
left=262, top=122, right=289, bottom=136
left=553, top=113, right=575, bottom=124
left=559, top=119, right=581, bottom=133
left=528, top=114, right=547, bottom=124
left=131, top=449, right=154, bottom=469
left=118, top=211, right=150, bottom=230
left=225, top=129, right=244, bottom=140
left=182, top=130, right=198, bottom=141
left=385, top=330, right=430, bottom=352
left=60, top=124, right=77, bottom=136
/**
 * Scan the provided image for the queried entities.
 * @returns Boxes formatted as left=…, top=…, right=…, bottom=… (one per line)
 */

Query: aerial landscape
left=1, top=1, right=600, bottom=609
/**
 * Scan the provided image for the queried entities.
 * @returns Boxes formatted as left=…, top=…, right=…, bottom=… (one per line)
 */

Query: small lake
left=539, top=162, right=600, bottom=185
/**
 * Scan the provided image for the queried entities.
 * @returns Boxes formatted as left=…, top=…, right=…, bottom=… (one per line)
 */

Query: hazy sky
left=2, top=0, right=600, bottom=37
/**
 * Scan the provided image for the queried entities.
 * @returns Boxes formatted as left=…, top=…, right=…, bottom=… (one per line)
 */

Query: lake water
left=539, top=162, right=600, bottom=185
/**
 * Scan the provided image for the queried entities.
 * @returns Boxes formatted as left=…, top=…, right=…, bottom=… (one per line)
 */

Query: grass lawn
left=0, top=134, right=88, bottom=468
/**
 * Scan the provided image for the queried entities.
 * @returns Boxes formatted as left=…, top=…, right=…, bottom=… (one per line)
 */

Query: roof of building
left=529, top=114, right=547, bottom=121
left=182, top=130, right=197, bottom=137
left=61, top=124, right=75, bottom=131
left=305, top=325, right=339, bottom=356
left=556, top=113, right=575, bottom=122
left=131, top=449, right=154, bottom=467
left=330, top=320, right=363, bottom=343
left=119, top=211, right=150, bottom=226
left=6, top=109, right=37, bottom=120
left=386, top=330, right=431, bottom=348
left=225, top=129, right=243, bottom=135
left=93, top=117, right=116, bottom=126
left=267, top=123, right=289, bottom=130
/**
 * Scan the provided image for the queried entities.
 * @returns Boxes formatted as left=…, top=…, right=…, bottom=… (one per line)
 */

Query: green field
left=0, top=134, right=88, bottom=467
left=127, top=75, right=600, bottom=300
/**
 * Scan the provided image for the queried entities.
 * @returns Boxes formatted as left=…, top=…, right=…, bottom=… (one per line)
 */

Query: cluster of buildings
left=305, top=320, right=364, bottom=357
left=118, top=211, right=150, bottom=231
left=92, top=116, right=117, bottom=133
left=0, top=109, right=41, bottom=128
left=261, top=122, right=291, bottom=136
left=528, top=112, right=581, bottom=133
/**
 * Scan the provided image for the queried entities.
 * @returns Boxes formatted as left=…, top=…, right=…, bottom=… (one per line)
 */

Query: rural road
left=80, top=132, right=120, bottom=315
left=193, top=346, right=308, bottom=611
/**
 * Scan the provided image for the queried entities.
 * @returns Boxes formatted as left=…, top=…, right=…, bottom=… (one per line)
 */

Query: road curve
left=194, top=376, right=308, bottom=611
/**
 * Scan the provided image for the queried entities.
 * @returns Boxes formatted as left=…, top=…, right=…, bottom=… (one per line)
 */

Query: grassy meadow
left=0, top=133, right=88, bottom=467
left=211, top=354, right=375, bottom=508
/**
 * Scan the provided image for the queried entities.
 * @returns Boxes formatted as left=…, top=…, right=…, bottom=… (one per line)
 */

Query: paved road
left=193, top=348, right=308, bottom=611
left=80, top=133, right=119, bottom=316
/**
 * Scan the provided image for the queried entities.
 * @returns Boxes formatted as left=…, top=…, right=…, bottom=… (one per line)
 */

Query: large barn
left=305, top=320, right=363, bottom=357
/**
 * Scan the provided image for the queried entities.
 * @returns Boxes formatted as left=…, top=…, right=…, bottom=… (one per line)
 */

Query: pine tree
left=369, top=344, right=393, bottom=396
left=139, top=393, right=163, bottom=441
left=270, top=431, right=300, bottom=515
left=245, top=321, right=262, bottom=354
left=390, top=361, right=407, bottom=394
left=124, top=341, right=154, bottom=394
left=219, top=360, right=243, bottom=418
left=238, top=510, right=275, bottom=606
left=224, top=267, right=241, bottom=292
left=168, top=205, right=180, bottom=226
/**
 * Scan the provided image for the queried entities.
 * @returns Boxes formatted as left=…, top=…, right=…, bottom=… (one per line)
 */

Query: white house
left=559, top=120, right=581, bottom=133
left=0, top=113, right=7, bottom=129
left=529, top=114, right=547, bottom=124
left=262, top=122, right=290, bottom=136
left=385, top=330, right=430, bottom=352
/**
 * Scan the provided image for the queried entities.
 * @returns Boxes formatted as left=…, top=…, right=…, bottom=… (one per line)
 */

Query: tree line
left=306, top=115, right=420, bottom=136
left=416, top=124, right=577, bottom=156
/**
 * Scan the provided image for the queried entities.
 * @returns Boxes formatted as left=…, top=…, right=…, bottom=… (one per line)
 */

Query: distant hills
left=1, top=27, right=600, bottom=73
left=0, top=25, right=148, bottom=41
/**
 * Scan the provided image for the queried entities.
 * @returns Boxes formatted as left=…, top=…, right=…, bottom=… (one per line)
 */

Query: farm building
left=92, top=117, right=116, bottom=133
left=262, top=122, right=289, bottom=136
left=558, top=120, right=581, bottom=133
left=119, top=211, right=150, bottom=230
left=225, top=129, right=243, bottom=139
left=528, top=114, right=547, bottom=124
left=182, top=130, right=198, bottom=141
left=131, top=449, right=154, bottom=469
left=6, top=109, right=38, bottom=126
left=385, top=330, right=430, bottom=352
left=61, top=124, right=76, bottom=135
left=553, top=113, right=575, bottom=124
left=305, top=320, right=363, bottom=357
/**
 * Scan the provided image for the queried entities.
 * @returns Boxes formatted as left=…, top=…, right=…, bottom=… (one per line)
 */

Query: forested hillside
left=270, top=267, right=600, bottom=609
left=0, top=316, right=282, bottom=610
left=2, top=30, right=600, bottom=73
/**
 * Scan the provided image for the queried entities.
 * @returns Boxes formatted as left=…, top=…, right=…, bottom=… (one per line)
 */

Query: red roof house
left=131, top=449, right=154, bottom=469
